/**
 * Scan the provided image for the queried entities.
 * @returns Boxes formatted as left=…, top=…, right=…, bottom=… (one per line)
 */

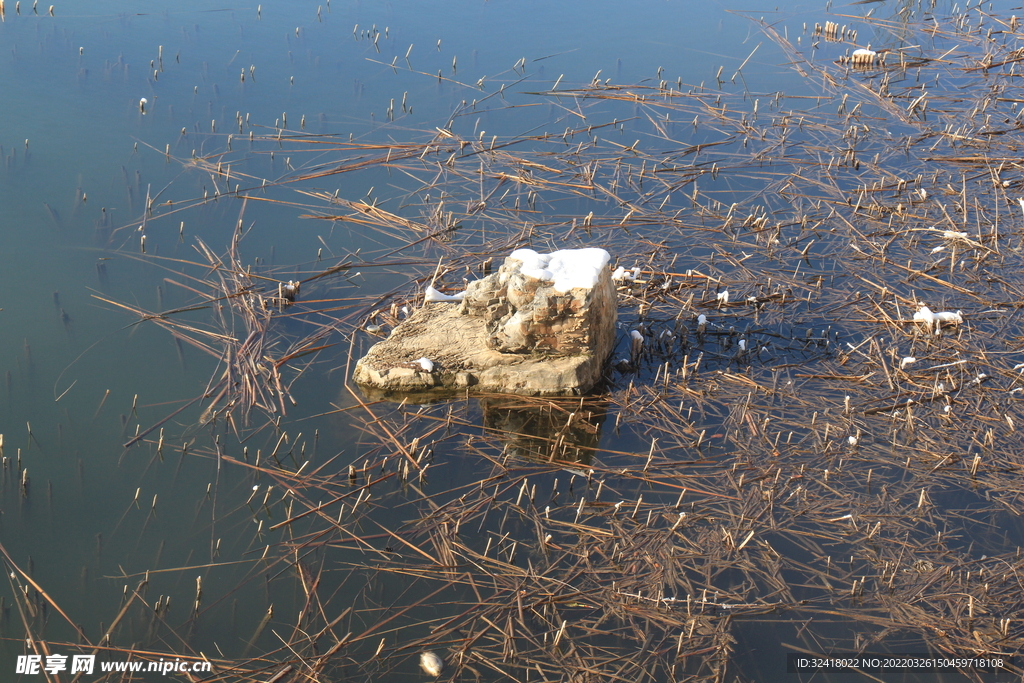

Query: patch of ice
left=611, top=266, right=631, bottom=281
left=900, top=356, right=916, bottom=369
left=424, top=285, right=466, bottom=303
left=912, top=306, right=936, bottom=326
left=419, top=652, right=444, bottom=677
left=915, top=305, right=962, bottom=333
left=509, top=248, right=612, bottom=293
left=630, top=330, right=644, bottom=344
left=716, top=290, right=729, bottom=305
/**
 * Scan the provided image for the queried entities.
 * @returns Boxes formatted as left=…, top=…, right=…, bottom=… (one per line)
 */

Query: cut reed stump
left=354, top=248, right=617, bottom=396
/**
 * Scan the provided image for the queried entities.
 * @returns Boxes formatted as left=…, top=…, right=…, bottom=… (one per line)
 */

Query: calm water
left=0, top=0, right=995, bottom=681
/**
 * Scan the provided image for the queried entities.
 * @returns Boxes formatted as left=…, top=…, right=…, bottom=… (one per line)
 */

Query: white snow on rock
left=509, top=248, right=612, bottom=293
left=424, top=285, right=466, bottom=303
left=415, top=357, right=434, bottom=372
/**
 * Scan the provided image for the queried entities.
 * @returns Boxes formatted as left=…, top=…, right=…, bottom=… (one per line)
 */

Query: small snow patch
left=424, top=286, right=466, bottom=303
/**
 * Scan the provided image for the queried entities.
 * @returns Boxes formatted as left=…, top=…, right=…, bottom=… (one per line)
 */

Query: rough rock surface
left=353, top=248, right=617, bottom=397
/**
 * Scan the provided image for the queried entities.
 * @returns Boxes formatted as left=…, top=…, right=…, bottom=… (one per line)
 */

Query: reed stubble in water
left=64, top=3, right=1024, bottom=682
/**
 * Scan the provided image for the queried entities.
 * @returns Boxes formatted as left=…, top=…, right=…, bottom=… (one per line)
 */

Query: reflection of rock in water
left=480, top=397, right=606, bottom=464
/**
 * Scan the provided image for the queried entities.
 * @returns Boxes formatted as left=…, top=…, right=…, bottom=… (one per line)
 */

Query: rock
left=353, top=248, right=617, bottom=397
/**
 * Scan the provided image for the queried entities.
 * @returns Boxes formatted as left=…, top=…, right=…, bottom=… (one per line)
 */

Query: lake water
left=3, top=1, right=1021, bottom=682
